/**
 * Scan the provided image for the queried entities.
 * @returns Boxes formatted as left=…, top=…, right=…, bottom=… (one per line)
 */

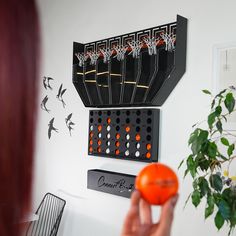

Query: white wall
left=34, top=0, right=236, bottom=235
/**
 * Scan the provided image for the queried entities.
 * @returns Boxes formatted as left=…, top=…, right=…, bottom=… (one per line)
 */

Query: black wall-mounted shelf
left=87, top=169, right=136, bottom=198
left=88, top=108, right=160, bottom=162
left=73, top=15, right=187, bottom=108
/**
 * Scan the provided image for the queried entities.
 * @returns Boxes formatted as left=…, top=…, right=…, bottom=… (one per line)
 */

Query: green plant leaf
left=215, top=89, right=227, bottom=98
left=187, top=155, right=197, bottom=178
left=202, top=89, right=212, bottom=95
left=216, top=120, right=223, bottom=133
left=215, top=106, right=222, bottom=116
left=227, top=144, right=235, bottom=157
left=224, top=93, right=235, bottom=114
left=219, top=200, right=231, bottom=220
left=192, top=190, right=201, bottom=207
left=205, top=195, right=215, bottom=219
left=208, top=112, right=216, bottom=129
left=215, top=211, right=225, bottom=230
left=188, top=129, right=199, bottom=145
left=198, top=177, right=210, bottom=196
left=207, top=142, right=217, bottom=158
left=221, top=137, right=230, bottom=146
left=211, top=99, right=216, bottom=109
left=209, top=174, right=223, bottom=192
left=178, top=159, right=185, bottom=170
left=184, top=169, right=189, bottom=178
left=197, top=153, right=210, bottom=171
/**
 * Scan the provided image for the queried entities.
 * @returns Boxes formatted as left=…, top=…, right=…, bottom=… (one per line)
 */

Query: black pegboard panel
left=88, top=108, right=160, bottom=162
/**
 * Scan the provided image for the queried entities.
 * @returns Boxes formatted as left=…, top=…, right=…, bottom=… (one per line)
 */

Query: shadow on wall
left=59, top=210, right=118, bottom=236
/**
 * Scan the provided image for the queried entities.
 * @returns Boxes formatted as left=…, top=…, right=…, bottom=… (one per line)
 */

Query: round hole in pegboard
left=98, top=118, right=102, bottom=123
left=107, top=133, right=111, bottom=139
left=126, top=110, right=130, bottom=116
left=107, top=110, right=111, bottom=116
left=106, top=148, right=110, bottom=154
left=147, top=118, right=152, bottom=124
left=146, top=135, right=151, bottom=141
left=116, top=126, right=120, bottom=131
left=90, top=125, right=94, bottom=131
left=126, top=134, right=130, bottom=140
left=116, top=110, right=120, bottom=116
left=98, top=111, right=102, bottom=116
left=106, top=141, right=111, bottom=146
left=147, top=127, right=151, bottom=132
left=147, top=110, right=152, bottom=116
left=126, top=118, right=130, bottom=123
left=136, top=110, right=141, bottom=116
left=90, top=111, right=94, bottom=116
left=116, top=118, right=120, bottom=123
left=90, top=118, right=93, bottom=123
left=136, top=118, right=141, bottom=124
left=136, top=126, right=140, bottom=132
left=107, top=126, right=111, bottom=131
left=125, top=142, right=130, bottom=148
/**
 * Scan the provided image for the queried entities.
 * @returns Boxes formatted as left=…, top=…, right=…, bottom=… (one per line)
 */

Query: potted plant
left=179, top=87, right=236, bottom=235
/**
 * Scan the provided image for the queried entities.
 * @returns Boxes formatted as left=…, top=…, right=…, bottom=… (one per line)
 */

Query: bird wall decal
left=40, top=95, right=50, bottom=113
left=56, top=84, right=67, bottom=108
left=48, top=118, right=58, bottom=139
left=43, top=76, right=54, bottom=90
left=65, top=113, right=75, bottom=136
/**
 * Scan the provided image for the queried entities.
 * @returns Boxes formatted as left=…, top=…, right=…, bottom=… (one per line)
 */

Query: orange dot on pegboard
left=115, top=141, right=120, bottom=147
left=89, top=140, right=93, bottom=145
left=115, top=149, right=120, bottom=155
left=146, top=143, right=152, bottom=150
left=135, top=134, right=141, bottom=141
left=89, top=147, right=93, bottom=153
left=97, top=147, right=102, bottom=153
left=125, top=126, right=130, bottom=132
left=107, top=117, right=111, bottom=124
left=98, top=125, right=102, bottom=132
left=116, top=133, right=120, bottom=139
left=89, top=132, right=94, bottom=138
left=146, top=152, right=151, bottom=159
left=97, top=140, right=102, bottom=146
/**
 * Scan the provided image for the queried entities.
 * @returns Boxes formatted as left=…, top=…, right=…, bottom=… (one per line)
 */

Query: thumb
left=158, top=194, right=179, bottom=235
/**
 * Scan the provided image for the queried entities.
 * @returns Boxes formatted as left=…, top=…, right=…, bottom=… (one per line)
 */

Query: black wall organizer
left=73, top=15, right=187, bottom=108
left=88, top=108, right=160, bottom=162
left=87, top=169, right=136, bottom=198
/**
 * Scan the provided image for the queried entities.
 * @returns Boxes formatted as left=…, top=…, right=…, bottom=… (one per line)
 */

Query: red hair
left=0, top=0, right=40, bottom=235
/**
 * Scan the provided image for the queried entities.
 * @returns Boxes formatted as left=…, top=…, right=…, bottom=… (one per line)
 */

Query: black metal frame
left=73, top=15, right=187, bottom=108
left=25, top=193, right=66, bottom=236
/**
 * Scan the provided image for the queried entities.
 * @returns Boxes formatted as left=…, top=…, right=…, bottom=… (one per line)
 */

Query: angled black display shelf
left=73, top=15, right=187, bottom=107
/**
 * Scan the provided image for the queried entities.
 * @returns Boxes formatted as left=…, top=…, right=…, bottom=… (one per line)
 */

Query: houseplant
left=179, top=87, right=236, bottom=235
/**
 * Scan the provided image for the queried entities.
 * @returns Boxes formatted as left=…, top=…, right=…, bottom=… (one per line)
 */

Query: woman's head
left=0, top=0, right=40, bottom=234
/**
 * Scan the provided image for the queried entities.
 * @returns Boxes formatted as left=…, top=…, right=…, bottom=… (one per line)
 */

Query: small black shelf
left=73, top=15, right=187, bottom=108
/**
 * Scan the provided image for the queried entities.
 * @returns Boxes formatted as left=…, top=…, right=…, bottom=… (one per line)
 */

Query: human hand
left=121, top=190, right=178, bottom=236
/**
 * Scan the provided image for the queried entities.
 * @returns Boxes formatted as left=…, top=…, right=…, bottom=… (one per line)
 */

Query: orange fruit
left=135, top=163, right=179, bottom=205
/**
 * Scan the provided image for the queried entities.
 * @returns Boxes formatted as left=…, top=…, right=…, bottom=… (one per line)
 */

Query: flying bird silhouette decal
left=65, top=113, right=75, bottom=136
left=43, top=76, right=54, bottom=90
left=56, top=84, right=67, bottom=108
left=40, top=95, right=50, bottom=113
left=48, top=118, right=58, bottom=139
